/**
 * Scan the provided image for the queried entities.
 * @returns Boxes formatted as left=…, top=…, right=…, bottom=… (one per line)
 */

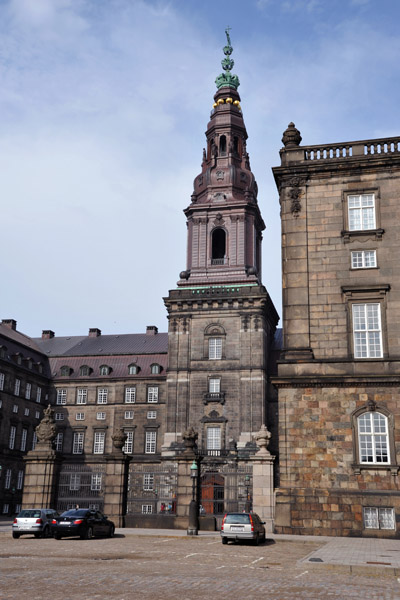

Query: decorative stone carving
left=112, top=427, right=127, bottom=451
left=214, top=213, right=225, bottom=226
left=183, top=427, right=198, bottom=454
left=35, top=405, right=56, bottom=444
left=288, top=176, right=304, bottom=218
left=254, top=424, right=272, bottom=456
left=282, top=122, right=302, bottom=148
left=213, top=192, right=226, bottom=202
left=216, top=170, right=224, bottom=181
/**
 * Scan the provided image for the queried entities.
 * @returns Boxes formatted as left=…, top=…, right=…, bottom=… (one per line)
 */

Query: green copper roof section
left=174, top=284, right=257, bottom=292
left=215, top=27, right=240, bottom=90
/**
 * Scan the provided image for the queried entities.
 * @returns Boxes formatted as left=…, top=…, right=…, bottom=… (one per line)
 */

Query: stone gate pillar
left=103, top=428, right=131, bottom=527
left=251, top=425, right=275, bottom=532
left=175, top=427, right=198, bottom=530
left=22, top=405, right=62, bottom=509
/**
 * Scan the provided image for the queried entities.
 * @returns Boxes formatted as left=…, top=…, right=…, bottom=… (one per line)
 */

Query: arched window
left=80, top=365, right=90, bottom=376
left=358, top=412, right=389, bottom=464
left=219, top=135, right=226, bottom=155
left=99, top=365, right=110, bottom=376
left=211, top=228, right=226, bottom=265
left=151, top=364, right=161, bottom=375
left=204, top=324, right=226, bottom=361
left=233, top=136, right=239, bottom=155
left=60, top=366, right=71, bottom=377
left=129, top=364, right=139, bottom=375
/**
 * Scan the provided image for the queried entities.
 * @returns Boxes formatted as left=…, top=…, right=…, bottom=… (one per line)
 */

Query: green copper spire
left=215, top=27, right=240, bottom=90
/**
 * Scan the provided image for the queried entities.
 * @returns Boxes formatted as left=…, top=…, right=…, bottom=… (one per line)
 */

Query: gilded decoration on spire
left=215, top=27, right=240, bottom=90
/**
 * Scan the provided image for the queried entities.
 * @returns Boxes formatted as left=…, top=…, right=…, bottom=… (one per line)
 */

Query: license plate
left=20, top=525, right=31, bottom=529
left=60, top=522, right=71, bottom=525
left=230, top=526, right=244, bottom=532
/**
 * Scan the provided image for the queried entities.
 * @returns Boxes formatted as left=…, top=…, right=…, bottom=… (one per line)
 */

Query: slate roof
left=0, top=323, right=45, bottom=355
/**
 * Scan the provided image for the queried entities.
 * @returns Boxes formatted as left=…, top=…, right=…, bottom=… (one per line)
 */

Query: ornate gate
left=200, top=462, right=252, bottom=521
left=56, top=463, right=105, bottom=512
left=126, top=462, right=178, bottom=515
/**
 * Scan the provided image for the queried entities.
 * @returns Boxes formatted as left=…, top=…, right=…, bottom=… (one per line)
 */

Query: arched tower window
left=211, top=228, right=226, bottom=265
left=233, top=136, right=239, bottom=155
left=219, top=135, right=226, bottom=156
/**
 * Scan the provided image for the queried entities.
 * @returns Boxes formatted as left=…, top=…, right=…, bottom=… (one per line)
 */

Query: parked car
left=220, top=512, right=266, bottom=545
left=51, top=509, right=115, bottom=540
left=12, top=508, right=58, bottom=539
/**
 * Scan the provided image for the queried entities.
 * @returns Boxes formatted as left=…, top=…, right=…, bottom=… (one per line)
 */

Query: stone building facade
left=273, top=126, right=400, bottom=537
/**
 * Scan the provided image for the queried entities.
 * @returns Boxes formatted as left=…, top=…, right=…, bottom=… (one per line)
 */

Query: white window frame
left=91, top=473, right=102, bottom=491
left=143, top=473, right=154, bottom=491
left=147, top=386, right=158, bottom=403
left=348, top=193, right=376, bottom=231
left=14, top=378, right=20, bottom=396
left=145, top=431, right=157, bottom=454
left=358, top=412, right=390, bottom=464
left=72, top=431, right=84, bottom=454
left=96, top=412, right=106, bottom=420
left=24, top=408, right=30, bottom=416
left=13, top=404, right=18, bottom=413
left=209, top=337, right=222, bottom=360
left=35, top=410, right=40, bottom=419
left=2, top=504, right=9, bottom=514
left=209, top=378, right=221, bottom=393
left=129, top=364, right=138, bottom=375
left=55, top=432, right=63, bottom=452
left=125, top=387, right=136, bottom=403
left=363, top=507, right=395, bottom=530
left=17, top=470, right=24, bottom=490
left=207, top=427, right=221, bottom=450
left=0, top=372, right=4, bottom=391
left=69, top=473, right=81, bottom=491
left=76, top=388, right=87, bottom=405
left=56, top=389, right=67, bottom=405
left=93, top=431, right=105, bottom=454
left=25, top=382, right=31, bottom=400
left=36, top=386, right=41, bottom=403
left=55, top=412, right=64, bottom=421
left=76, top=412, right=85, bottom=421
left=351, top=250, right=377, bottom=269
left=100, top=365, right=109, bottom=376
left=123, top=431, right=134, bottom=454
left=9, top=426, right=16, bottom=450
left=142, top=504, right=153, bottom=514
left=97, top=388, right=108, bottom=404
left=124, top=410, right=134, bottom=420
left=5, top=469, right=12, bottom=489
left=147, top=411, right=157, bottom=419
left=352, top=303, right=383, bottom=358
left=20, top=428, right=28, bottom=452
left=151, top=364, right=161, bottom=374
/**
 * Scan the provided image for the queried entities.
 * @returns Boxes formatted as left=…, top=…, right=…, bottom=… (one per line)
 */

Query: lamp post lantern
left=187, top=459, right=199, bottom=535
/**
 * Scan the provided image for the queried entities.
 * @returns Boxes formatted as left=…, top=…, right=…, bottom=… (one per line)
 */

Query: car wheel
left=254, top=534, right=260, bottom=546
left=84, top=526, right=93, bottom=540
left=34, top=533, right=41, bottom=538
left=222, top=537, right=228, bottom=545
left=54, top=534, right=62, bottom=540
left=108, top=525, right=115, bottom=538
left=12, top=532, right=20, bottom=539
left=41, top=526, right=49, bottom=538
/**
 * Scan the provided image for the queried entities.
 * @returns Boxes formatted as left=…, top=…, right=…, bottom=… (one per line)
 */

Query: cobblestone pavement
left=1, top=530, right=400, bottom=600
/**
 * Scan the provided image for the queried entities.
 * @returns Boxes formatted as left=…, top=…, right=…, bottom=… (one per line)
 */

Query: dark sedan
left=51, top=509, right=115, bottom=540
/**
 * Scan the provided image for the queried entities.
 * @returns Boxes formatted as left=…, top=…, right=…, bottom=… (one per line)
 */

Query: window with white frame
left=99, top=365, right=109, bottom=376
left=25, top=382, right=31, bottom=399
left=145, top=431, right=157, bottom=454
left=147, top=386, right=158, bottom=403
left=57, top=389, right=67, bottom=405
left=24, top=408, right=30, bottom=416
left=125, top=387, right=136, bottom=403
left=35, top=410, right=40, bottom=419
left=207, top=427, right=221, bottom=450
left=15, top=504, right=21, bottom=514
left=72, top=431, right=84, bottom=454
left=0, top=372, right=4, bottom=391
left=0, top=399, right=2, bottom=408
left=2, top=504, right=9, bottom=514
left=351, top=250, right=377, bottom=269
left=151, top=364, right=161, bottom=374
left=13, top=404, right=18, bottom=413
left=124, top=410, right=134, bottom=419
left=93, top=431, right=105, bottom=454
left=76, top=388, right=87, bottom=404
left=143, top=473, right=154, bottom=491
left=55, top=412, right=64, bottom=421
left=96, top=412, right=106, bottom=420
left=76, top=412, right=85, bottom=421
left=123, top=431, right=134, bottom=454
left=358, top=412, right=389, bottom=464
left=9, top=426, right=16, bottom=449
left=129, top=364, right=139, bottom=375
left=55, top=432, right=63, bottom=452
left=36, top=386, right=41, bottom=403
left=352, top=303, right=383, bottom=358
left=209, top=337, right=222, bottom=360
left=17, top=470, right=24, bottom=490
left=97, top=388, right=108, bottom=404
left=147, top=411, right=157, bottom=419
left=69, top=474, right=81, bottom=491
left=363, top=507, right=395, bottom=530
left=209, top=378, right=221, bottom=393
left=20, top=428, right=28, bottom=452
left=5, top=469, right=12, bottom=489
left=348, top=194, right=376, bottom=231
left=32, top=432, right=37, bottom=450
left=80, top=365, right=90, bottom=376
left=14, top=378, right=20, bottom=396
left=91, top=473, right=102, bottom=491
left=142, top=504, right=153, bottom=514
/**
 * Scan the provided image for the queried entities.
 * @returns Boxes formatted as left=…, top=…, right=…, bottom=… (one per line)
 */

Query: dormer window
left=80, top=365, right=90, bottom=376
left=60, top=366, right=71, bottom=377
left=150, top=364, right=161, bottom=375
left=99, top=365, right=110, bottom=376
left=129, top=364, right=139, bottom=375
left=0, top=346, right=7, bottom=359
left=15, top=354, right=22, bottom=365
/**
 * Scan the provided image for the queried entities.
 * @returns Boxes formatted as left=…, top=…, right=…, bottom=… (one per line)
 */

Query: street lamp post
left=187, top=459, right=199, bottom=535
left=245, top=475, right=251, bottom=512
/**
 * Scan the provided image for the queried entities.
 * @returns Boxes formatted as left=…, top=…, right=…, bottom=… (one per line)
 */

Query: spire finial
left=215, top=27, right=240, bottom=90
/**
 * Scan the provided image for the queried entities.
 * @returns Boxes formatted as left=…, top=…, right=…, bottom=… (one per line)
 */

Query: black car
left=51, top=509, right=115, bottom=540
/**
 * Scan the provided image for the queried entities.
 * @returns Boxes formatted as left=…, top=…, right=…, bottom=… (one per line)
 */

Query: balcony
left=203, top=392, right=225, bottom=405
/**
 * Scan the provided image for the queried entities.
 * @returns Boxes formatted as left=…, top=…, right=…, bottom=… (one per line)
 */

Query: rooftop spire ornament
left=215, top=27, right=240, bottom=90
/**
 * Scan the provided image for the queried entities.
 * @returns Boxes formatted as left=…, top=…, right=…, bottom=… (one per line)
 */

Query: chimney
left=42, top=330, right=55, bottom=339
left=89, top=328, right=102, bottom=337
left=146, top=325, right=158, bottom=335
left=2, top=319, right=17, bottom=330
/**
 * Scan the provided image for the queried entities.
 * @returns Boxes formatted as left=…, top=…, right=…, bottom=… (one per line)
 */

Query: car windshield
left=18, top=510, right=42, bottom=518
left=61, top=509, right=89, bottom=517
left=224, top=514, right=250, bottom=524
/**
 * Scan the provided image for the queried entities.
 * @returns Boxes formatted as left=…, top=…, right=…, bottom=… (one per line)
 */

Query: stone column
left=251, top=425, right=275, bottom=532
left=103, top=428, right=131, bottom=527
left=22, top=405, right=62, bottom=509
left=175, top=427, right=198, bottom=531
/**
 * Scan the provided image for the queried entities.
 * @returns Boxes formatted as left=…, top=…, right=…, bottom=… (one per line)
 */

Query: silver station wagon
left=220, top=512, right=266, bottom=545
left=12, top=508, right=58, bottom=539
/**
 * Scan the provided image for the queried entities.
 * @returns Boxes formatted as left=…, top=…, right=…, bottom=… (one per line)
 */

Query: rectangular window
left=5, top=469, right=12, bottom=489
left=55, top=432, right=63, bottom=452
left=358, top=412, right=389, bottom=463
left=147, top=386, right=158, bottom=403
left=9, top=426, right=16, bottom=450
left=36, top=387, right=41, bottom=403
left=123, top=431, right=134, bottom=454
left=125, top=387, right=136, bottom=403
left=97, top=388, right=108, bottom=404
left=76, top=413, right=85, bottom=421
left=143, top=473, right=154, bottom=491
left=13, top=404, right=18, bottom=413
left=35, top=410, right=40, bottom=419
left=56, top=389, right=67, bottom=405
left=20, top=428, right=28, bottom=452
left=14, top=378, right=20, bottom=396
left=124, top=410, right=134, bottom=419
left=96, top=412, right=106, bottom=420
left=2, top=504, right=9, bottom=515
left=209, top=378, right=221, bottom=393
left=93, top=431, right=105, bottom=454
left=0, top=372, right=4, bottom=391
left=142, top=504, right=153, bottom=514
left=351, top=250, right=377, bottom=269
left=69, top=474, right=81, bottom=491
left=32, top=432, right=37, bottom=450
left=348, top=194, right=376, bottom=231
left=91, top=473, right=102, bottom=491
left=76, top=388, right=87, bottom=405
left=55, top=412, right=64, bottom=421
left=209, top=337, right=222, bottom=360
left=363, top=507, right=395, bottom=530
left=352, top=303, right=383, bottom=358
left=24, top=408, right=30, bottom=416
left=72, top=432, right=84, bottom=454
left=147, top=411, right=157, bottom=419
left=145, top=431, right=157, bottom=454
left=207, top=427, right=221, bottom=450
left=17, top=470, right=24, bottom=490
left=15, top=504, right=21, bottom=514
left=25, top=383, right=31, bottom=400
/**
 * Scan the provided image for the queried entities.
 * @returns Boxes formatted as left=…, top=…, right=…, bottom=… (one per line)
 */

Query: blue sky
left=1, top=0, right=400, bottom=337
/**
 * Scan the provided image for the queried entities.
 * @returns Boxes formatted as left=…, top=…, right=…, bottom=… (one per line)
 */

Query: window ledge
left=342, top=228, right=384, bottom=242
left=352, top=463, right=399, bottom=476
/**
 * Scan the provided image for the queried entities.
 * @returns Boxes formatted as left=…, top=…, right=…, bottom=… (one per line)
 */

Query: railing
left=211, top=258, right=227, bottom=265
left=203, top=391, right=226, bottom=404
left=301, top=136, right=400, bottom=162
left=198, top=448, right=230, bottom=458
